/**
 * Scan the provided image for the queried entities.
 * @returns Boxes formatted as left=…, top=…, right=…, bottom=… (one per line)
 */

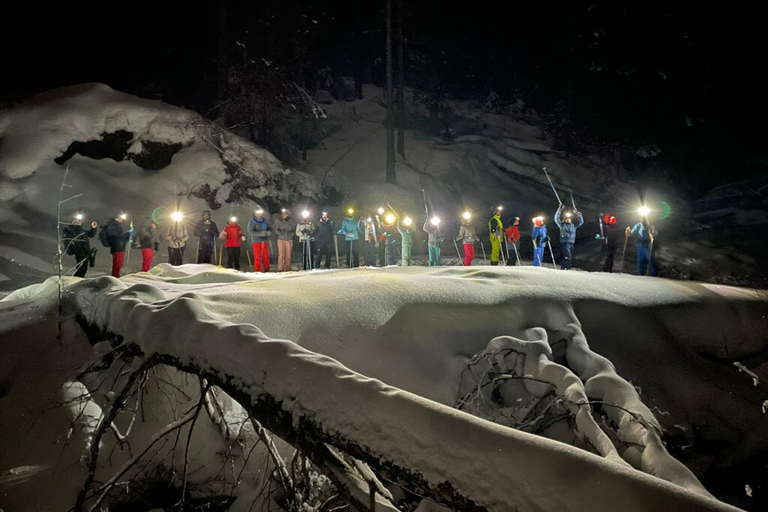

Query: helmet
left=253, top=208, right=264, bottom=216
left=533, top=216, right=544, bottom=227
left=603, top=214, right=616, bottom=225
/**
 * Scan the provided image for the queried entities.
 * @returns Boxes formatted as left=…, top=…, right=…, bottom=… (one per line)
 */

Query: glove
left=91, top=221, right=98, bottom=229
left=241, top=236, right=247, bottom=241
left=625, top=227, right=631, bottom=236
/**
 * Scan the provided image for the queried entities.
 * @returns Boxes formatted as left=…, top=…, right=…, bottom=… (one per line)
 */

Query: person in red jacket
left=504, top=217, right=521, bottom=266
left=220, top=216, right=246, bottom=270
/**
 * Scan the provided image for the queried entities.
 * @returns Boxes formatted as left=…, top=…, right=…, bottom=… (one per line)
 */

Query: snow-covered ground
left=1, top=265, right=766, bottom=511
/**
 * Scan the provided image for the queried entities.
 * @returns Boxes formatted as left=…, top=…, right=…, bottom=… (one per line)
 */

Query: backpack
left=98, top=226, right=110, bottom=247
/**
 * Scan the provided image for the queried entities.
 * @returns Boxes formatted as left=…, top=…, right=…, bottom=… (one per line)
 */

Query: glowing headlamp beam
left=302, top=210, right=310, bottom=218
left=171, top=211, right=184, bottom=222
left=638, top=206, right=651, bottom=217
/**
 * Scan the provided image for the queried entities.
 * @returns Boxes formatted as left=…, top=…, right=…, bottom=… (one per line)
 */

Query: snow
left=3, top=265, right=764, bottom=511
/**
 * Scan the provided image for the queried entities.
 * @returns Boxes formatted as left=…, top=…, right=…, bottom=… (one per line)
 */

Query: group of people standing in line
left=61, top=203, right=658, bottom=278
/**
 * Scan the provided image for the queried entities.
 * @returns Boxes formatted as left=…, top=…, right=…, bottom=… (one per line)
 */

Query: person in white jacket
left=295, top=213, right=315, bottom=270
left=165, top=220, right=189, bottom=266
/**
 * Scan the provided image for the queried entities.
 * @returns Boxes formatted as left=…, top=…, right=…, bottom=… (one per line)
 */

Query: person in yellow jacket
left=488, top=207, right=504, bottom=266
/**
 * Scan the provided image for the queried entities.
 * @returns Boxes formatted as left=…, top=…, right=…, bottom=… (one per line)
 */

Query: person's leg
left=533, top=245, right=541, bottom=267
left=252, top=243, right=262, bottom=272
left=464, top=243, right=474, bottom=266
left=261, top=242, right=270, bottom=272
left=636, top=246, right=648, bottom=276
left=141, top=248, right=153, bottom=272
left=561, top=243, right=573, bottom=269
left=490, top=238, right=500, bottom=264
left=111, top=251, right=125, bottom=277
left=233, top=247, right=241, bottom=270
left=74, top=254, right=88, bottom=277
left=277, top=240, right=286, bottom=271
left=603, top=245, right=615, bottom=272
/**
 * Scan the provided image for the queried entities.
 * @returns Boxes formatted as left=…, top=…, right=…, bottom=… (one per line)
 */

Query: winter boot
left=490, top=261, right=498, bottom=266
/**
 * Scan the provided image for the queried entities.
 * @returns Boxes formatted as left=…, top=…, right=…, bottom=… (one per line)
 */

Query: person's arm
left=192, top=222, right=202, bottom=237
left=554, top=209, right=563, bottom=228
left=181, top=226, right=189, bottom=243
left=574, top=212, right=584, bottom=229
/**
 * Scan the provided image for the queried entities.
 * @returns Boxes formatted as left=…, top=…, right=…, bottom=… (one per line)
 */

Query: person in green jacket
left=396, top=217, right=414, bottom=266
left=488, top=206, right=504, bottom=266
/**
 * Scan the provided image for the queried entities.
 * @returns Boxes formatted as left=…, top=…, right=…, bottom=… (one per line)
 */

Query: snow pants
left=73, top=253, right=89, bottom=278
left=602, top=244, right=616, bottom=272
left=141, top=248, right=154, bottom=272
left=345, top=240, right=360, bottom=268
left=226, top=247, right=241, bottom=270
left=636, top=246, right=658, bottom=276
left=386, top=241, right=398, bottom=265
left=197, top=241, right=214, bottom=264
left=277, top=239, right=293, bottom=272
left=378, top=241, right=386, bottom=266
left=111, top=251, right=125, bottom=278
left=301, top=239, right=314, bottom=270
left=401, top=244, right=412, bottom=266
left=532, top=243, right=545, bottom=267
left=428, top=245, right=441, bottom=266
left=363, top=241, right=377, bottom=266
left=505, top=242, right=519, bottom=266
left=463, top=243, right=475, bottom=266
left=560, top=242, right=574, bottom=270
left=315, top=243, right=333, bottom=269
left=169, top=247, right=184, bottom=266
left=252, top=242, right=269, bottom=272
left=490, top=235, right=501, bottom=264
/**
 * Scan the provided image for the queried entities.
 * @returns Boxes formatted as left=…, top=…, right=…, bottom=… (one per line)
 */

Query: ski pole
left=349, top=240, right=353, bottom=268
left=453, top=239, right=462, bottom=264
left=542, top=166, right=563, bottom=205
left=498, top=234, right=506, bottom=265
left=195, top=237, right=200, bottom=263
left=218, top=242, right=223, bottom=267
left=646, top=227, right=655, bottom=276
left=547, top=239, right=557, bottom=269
left=334, top=234, right=340, bottom=269
left=570, top=192, right=576, bottom=210
left=480, top=241, right=487, bottom=262
left=513, top=242, right=522, bottom=265
left=619, top=232, right=629, bottom=272
left=246, top=248, right=253, bottom=271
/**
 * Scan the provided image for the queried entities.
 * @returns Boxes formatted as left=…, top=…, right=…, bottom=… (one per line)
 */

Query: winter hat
left=603, top=214, right=616, bottom=225
left=202, top=210, right=211, bottom=217
left=253, top=208, right=264, bottom=216
left=533, top=216, right=544, bottom=227
left=280, top=207, right=291, bottom=215
left=507, top=217, right=520, bottom=225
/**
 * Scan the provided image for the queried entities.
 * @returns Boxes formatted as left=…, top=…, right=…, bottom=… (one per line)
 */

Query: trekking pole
left=542, top=166, right=563, bottom=205
left=453, top=239, right=462, bottom=264
left=125, top=221, right=134, bottom=266
left=195, top=237, right=200, bottom=263
left=334, top=234, right=341, bottom=269
left=513, top=243, right=522, bottom=265
left=646, top=227, right=655, bottom=276
left=619, top=232, right=629, bottom=272
left=349, top=240, right=353, bottom=268
left=498, top=234, right=506, bottom=265
left=480, top=241, right=487, bottom=262
left=246, top=248, right=253, bottom=271
left=547, top=239, right=557, bottom=269
left=570, top=192, right=577, bottom=210
left=218, top=242, right=223, bottom=267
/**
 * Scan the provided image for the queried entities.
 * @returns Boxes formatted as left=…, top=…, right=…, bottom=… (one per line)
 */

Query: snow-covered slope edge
left=61, top=271, right=745, bottom=512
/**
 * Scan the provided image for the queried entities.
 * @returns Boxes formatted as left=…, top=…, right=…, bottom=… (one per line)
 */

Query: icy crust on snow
left=62, top=266, right=760, bottom=511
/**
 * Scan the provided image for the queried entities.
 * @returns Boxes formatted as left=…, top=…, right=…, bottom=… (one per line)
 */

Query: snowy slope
left=0, top=83, right=322, bottom=286
left=2, top=265, right=765, bottom=511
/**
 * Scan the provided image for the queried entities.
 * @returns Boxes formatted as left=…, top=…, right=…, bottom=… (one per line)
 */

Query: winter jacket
left=532, top=225, right=548, bottom=246
left=193, top=219, right=220, bottom=245
left=396, top=221, right=413, bottom=247
left=488, top=215, right=503, bottom=237
left=273, top=216, right=296, bottom=241
left=554, top=209, right=583, bottom=244
left=362, top=220, right=378, bottom=244
left=604, top=223, right=620, bottom=249
left=105, top=218, right=131, bottom=254
left=423, top=220, right=441, bottom=247
left=165, top=224, right=189, bottom=249
left=295, top=220, right=315, bottom=242
left=338, top=216, right=360, bottom=241
left=221, top=224, right=244, bottom=248
left=137, top=224, right=160, bottom=250
left=457, top=223, right=478, bottom=243
left=315, top=219, right=335, bottom=246
left=630, top=222, right=655, bottom=248
left=63, top=224, right=96, bottom=257
left=504, top=225, right=520, bottom=244
left=248, top=217, right=270, bottom=243
left=379, top=223, right=396, bottom=243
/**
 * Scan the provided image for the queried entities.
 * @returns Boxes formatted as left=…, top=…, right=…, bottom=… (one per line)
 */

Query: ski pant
left=226, top=247, right=241, bottom=270
left=277, top=239, right=293, bottom=271
left=636, top=246, right=658, bottom=276
left=315, top=242, right=333, bottom=269
left=505, top=242, right=519, bottom=266
left=197, top=241, right=214, bottom=264
left=300, top=239, right=314, bottom=270
left=111, top=251, right=125, bottom=278
left=490, top=236, right=501, bottom=263
left=428, top=245, right=441, bottom=266
left=73, top=253, right=88, bottom=278
left=602, top=244, right=616, bottom=272
left=401, top=244, right=412, bottom=266
left=378, top=241, right=386, bottom=266
left=560, top=242, right=574, bottom=270
left=533, top=244, right=545, bottom=267
left=386, top=241, right=398, bottom=265
left=141, top=248, right=154, bottom=272
left=252, top=242, right=269, bottom=272
left=463, top=243, right=475, bottom=266
left=363, top=241, right=377, bottom=266
left=346, top=240, right=360, bottom=268
left=169, top=247, right=184, bottom=266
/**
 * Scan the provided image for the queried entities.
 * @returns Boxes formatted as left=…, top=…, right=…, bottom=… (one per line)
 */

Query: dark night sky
left=3, top=1, right=767, bottom=193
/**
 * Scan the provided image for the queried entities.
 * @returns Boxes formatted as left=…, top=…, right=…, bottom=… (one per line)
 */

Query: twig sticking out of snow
left=733, top=362, right=760, bottom=387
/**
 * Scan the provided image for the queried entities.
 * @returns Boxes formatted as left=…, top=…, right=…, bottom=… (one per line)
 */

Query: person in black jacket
left=105, top=213, right=132, bottom=278
left=601, top=214, right=620, bottom=272
left=314, top=211, right=335, bottom=269
left=192, top=210, right=219, bottom=264
left=62, top=214, right=97, bottom=278
left=137, top=218, right=160, bottom=272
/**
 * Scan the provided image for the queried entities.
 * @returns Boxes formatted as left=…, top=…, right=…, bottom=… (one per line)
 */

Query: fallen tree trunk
left=69, top=276, right=742, bottom=512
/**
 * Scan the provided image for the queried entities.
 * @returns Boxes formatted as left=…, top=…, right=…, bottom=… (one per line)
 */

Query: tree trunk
left=396, top=0, right=406, bottom=159
left=385, top=0, right=396, bottom=184
left=216, top=0, right=229, bottom=122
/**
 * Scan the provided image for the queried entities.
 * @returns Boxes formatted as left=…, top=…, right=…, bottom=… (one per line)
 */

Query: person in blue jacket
left=627, top=218, right=658, bottom=276
left=247, top=208, right=271, bottom=272
left=554, top=205, right=584, bottom=270
left=338, top=208, right=361, bottom=268
left=531, top=216, right=547, bottom=267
